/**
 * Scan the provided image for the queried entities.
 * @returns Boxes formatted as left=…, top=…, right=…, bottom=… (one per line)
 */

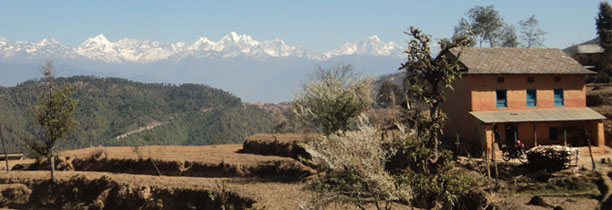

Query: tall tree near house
left=597, top=2, right=612, bottom=82
left=26, top=61, right=77, bottom=181
left=519, top=15, right=547, bottom=48
left=400, top=26, right=470, bottom=158
left=454, top=5, right=503, bottom=47
left=500, top=24, right=519, bottom=47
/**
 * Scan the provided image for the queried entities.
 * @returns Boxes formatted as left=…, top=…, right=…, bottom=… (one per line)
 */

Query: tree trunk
left=150, top=158, right=162, bottom=176
left=583, top=122, right=596, bottom=170
left=49, top=146, right=56, bottom=181
left=0, top=123, right=8, bottom=173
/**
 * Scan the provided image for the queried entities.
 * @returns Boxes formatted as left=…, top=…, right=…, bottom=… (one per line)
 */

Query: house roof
left=449, top=48, right=596, bottom=75
left=469, top=108, right=606, bottom=124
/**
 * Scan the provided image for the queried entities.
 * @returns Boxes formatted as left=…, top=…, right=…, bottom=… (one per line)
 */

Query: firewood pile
left=526, top=145, right=573, bottom=172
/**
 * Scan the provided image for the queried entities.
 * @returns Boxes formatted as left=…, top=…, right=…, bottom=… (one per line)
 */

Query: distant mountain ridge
left=0, top=32, right=403, bottom=64
left=0, top=32, right=406, bottom=102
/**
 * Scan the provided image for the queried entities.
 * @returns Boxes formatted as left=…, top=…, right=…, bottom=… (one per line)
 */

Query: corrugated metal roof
left=469, top=108, right=606, bottom=124
left=577, top=44, right=604, bottom=54
left=448, top=48, right=595, bottom=75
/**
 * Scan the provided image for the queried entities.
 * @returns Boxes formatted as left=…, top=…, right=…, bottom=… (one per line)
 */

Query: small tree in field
left=292, top=64, right=373, bottom=134
left=26, top=61, right=77, bottom=181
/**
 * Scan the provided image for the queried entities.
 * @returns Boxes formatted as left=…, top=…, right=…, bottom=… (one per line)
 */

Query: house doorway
left=505, top=124, right=518, bottom=146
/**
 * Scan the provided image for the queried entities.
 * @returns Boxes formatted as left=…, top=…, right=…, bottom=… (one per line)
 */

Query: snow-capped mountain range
left=0, top=32, right=403, bottom=64
left=0, top=32, right=405, bottom=102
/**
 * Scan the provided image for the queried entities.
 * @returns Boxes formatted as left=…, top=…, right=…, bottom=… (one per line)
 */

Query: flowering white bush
left=301, top=116, right=410, bottom=210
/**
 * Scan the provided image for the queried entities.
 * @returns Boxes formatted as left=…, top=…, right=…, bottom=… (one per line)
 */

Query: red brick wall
left=468, top=74, right=587, bottom=111
left=441, top=76, right=481, bottom=141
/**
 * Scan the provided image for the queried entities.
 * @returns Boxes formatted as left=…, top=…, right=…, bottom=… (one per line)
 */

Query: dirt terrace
left=61, top=144, right=293, bottom=165
left=0, top=170, right=309, bottom=210
left=32, top=144, right=313, bottom=180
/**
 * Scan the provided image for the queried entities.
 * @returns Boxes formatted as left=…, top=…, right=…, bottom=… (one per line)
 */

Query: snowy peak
left=367, top=35, right=381, bottom=42
left=81, top=34, right=111, bottom=47
left=325, top=35, right=402, bottom=58
left=0, top=32, right=403, bottom=63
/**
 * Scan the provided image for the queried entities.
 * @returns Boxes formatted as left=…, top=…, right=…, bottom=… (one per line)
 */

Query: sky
left=0, top=0, right=606, bottom=52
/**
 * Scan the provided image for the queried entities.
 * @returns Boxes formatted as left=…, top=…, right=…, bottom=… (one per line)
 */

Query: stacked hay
left=526, top=145, right=572, bottom=172
left=240, top=133, right=319, bottom=159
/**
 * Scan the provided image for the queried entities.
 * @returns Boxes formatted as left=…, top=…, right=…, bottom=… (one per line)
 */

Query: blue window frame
left=496, top=89, right=507, bottom=108
left=554, top=88, right=564, bottom=107
left=526, top=89, right=537, bottom=107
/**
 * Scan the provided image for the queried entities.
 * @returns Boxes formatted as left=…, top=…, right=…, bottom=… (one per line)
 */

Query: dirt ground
left=486, top=146, right=612, bottom=210
left=3, top=144, right=612, bottom=209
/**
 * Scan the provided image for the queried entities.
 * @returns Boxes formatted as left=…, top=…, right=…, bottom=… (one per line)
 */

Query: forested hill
left=0, top=76, right=275, bottom=152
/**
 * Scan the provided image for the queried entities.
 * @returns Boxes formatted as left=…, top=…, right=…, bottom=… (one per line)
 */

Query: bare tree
left=500, top=24, right=519, bottom=47
left=519, top=15, right=547, bottom=48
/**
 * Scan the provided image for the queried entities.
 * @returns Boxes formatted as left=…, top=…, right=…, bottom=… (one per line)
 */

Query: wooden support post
left=492, top=123, right=498, bottom=179
left=583, top=122, right=596, bottom=170
left=514, top=126, right=518, bottom=142
left=563, top=126, right=567, bottom=147
left=533, top=123, right=538, bottom=147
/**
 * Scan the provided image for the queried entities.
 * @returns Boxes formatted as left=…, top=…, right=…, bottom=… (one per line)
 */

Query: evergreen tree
left=376, top=80, right=402, bottom=108
left=597, top=2, right=612, bottom=82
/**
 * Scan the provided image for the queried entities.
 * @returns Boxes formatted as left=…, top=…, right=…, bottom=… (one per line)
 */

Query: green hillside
left=0, top=76, right=275, bottom=152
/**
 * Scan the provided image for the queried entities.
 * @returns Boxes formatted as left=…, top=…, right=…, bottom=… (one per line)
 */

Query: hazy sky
left=0, top=0, right=605, bottom=52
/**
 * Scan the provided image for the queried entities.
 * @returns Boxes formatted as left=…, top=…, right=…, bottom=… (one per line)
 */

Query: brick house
left=440, top=48, right=607, bottom=156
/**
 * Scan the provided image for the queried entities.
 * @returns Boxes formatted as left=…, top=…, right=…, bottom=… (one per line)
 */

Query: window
left=554, top=76, right=561, bottom=82
left=497, top=77, right=504, bottom=83
left=526, top=89, right=537, bottom=107
left=554, top=88, right=564, bottom=107
left=527, top=77, right=534, bottom=83
left=496, top=89, right=507, bottom=108
left=549, top=127, right=558, bottom=140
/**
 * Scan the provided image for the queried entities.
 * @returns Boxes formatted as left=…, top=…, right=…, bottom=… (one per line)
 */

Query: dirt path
left=114, top=121, right=167, bottom=140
